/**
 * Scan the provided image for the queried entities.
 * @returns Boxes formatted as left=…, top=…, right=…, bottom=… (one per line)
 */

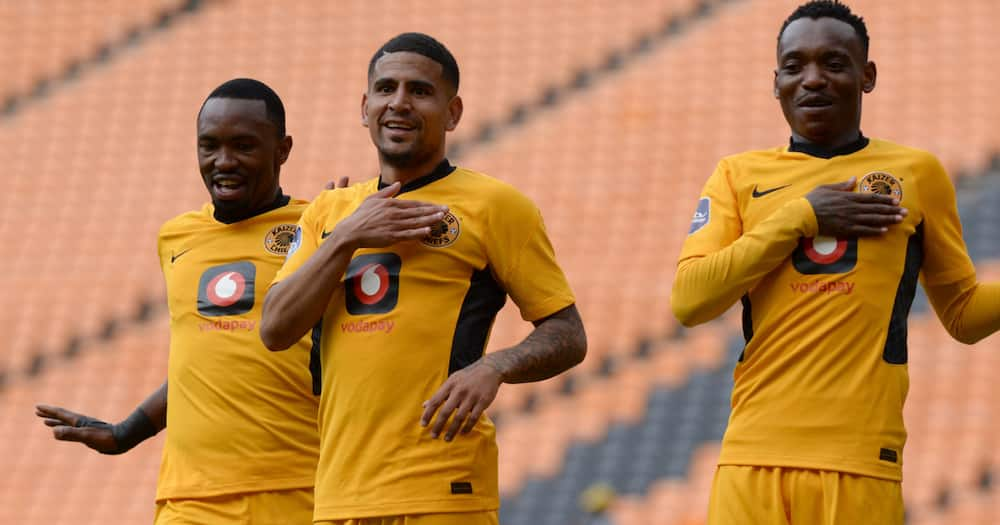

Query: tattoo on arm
left=482, top=304, right=587, bottom=384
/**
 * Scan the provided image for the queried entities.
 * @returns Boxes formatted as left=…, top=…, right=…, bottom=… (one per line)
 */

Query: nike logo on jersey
left=171, top=248, right=192, bottom=263
left=322, top=230, right=333, bottom=239
left=752, top=184, right=790, bottom=198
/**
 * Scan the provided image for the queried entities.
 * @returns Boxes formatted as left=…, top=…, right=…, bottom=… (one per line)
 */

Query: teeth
left=217, top=180, right=240, bottom=188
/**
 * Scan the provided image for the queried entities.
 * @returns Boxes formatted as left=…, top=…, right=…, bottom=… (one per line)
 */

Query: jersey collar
left=788, top=133, right=869, bottom=159
left=213, top=188, right=291, bottom=224
left=378, top=158, right=456, bottom=194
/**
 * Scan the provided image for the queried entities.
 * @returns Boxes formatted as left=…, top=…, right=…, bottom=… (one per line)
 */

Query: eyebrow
left=197, top=133, right=260, bottom=141
left=372, top=78, right=436, bottom=91
left=779, top=48, right=852, bottom=61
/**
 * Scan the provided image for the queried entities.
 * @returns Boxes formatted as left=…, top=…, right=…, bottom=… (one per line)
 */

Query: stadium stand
left=497, top=327, right=729, bottom=497
left=0, top=318, right=168, bottom=524
left=2, top=0, right=1000, bottom=523
left=0, top=0, right=196, bottom=113
left=0, top=0, right=716, bottom=393
left=499, top=335, right=739, bottom=525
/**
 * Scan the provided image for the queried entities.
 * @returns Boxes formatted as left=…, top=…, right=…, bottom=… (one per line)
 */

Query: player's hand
left=334, top=182, right=447, bottom=248
left=805, top=177, right=907, bottom=237
left=420, top=360, right=503, bottom=442
left=323, top=176, right=350, bottom=191
left=35, top=404, right=119, bottom=454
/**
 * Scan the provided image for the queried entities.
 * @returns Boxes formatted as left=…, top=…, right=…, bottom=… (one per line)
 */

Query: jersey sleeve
left=917, top=152, right=1000, bottom=344
left=672, top=158, right=818, bottom=326
left=486, top=188, right=575, bottom=322
left=918, top=153, right=977, bottom=286
left=271, top=196, right=326, bottom=287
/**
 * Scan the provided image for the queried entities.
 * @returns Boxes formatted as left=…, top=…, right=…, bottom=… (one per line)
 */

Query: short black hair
left=778, top=0, right=870, bottom=57
left=368, top=33, right=460, bottom=94
left=199, top=78, right=286, bottom=137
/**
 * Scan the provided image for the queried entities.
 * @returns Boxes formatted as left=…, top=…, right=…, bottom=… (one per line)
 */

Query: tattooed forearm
left=481, top=304, right=587, bottom=384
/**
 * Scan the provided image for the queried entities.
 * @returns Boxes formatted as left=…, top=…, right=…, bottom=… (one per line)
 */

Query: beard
left=377, top=141, right=435, bottom=169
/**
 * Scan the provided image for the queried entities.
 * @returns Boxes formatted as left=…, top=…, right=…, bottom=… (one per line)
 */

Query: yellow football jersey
left=156, top=198, right=320, bottom=501
left=675, top=138, right=976, bottom=481
left=273, top=161, right=576, bottom=520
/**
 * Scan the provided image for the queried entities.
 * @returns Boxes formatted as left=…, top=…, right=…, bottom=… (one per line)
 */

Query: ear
left=862, top=60, right=877, bottom=93
left=277, top=135, right=293, bottom=166
left=361, top=93, right=370, bottom=128
left=773, top=70, right=780, bottom=99
left=445, top=95, right=463, bottom=132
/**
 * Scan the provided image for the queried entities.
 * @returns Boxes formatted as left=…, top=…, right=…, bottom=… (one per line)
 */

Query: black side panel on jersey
left=739, top=294, right=753, bottom=362
left=883, top=222, right=924, bottom=364
left=309, top=320, right=323, bottom=395
left=449, top=267, right=507, bottom=375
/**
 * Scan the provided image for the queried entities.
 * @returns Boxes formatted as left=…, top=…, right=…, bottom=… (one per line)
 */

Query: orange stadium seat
left=0, top=317, right=168, bottom=525
left=0, top=0, right=186, bottom=98
left=497, top=328, right=727, bottom=496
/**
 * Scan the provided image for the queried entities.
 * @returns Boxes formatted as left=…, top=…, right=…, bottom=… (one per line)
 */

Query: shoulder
left=709, top=147, right=789, bottom=183
left=306, top=178, right=378, bottom=213
left=158, top=203, right=212, bottom=239
left=869, top=138, right=942, bottom=167
left=719, top=146, right=787, bottom=169
left=451, top=166, right=537, bottom=209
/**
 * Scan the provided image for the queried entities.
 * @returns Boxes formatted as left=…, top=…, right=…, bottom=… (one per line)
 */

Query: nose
left=387, top=90, right=411, bottom=113
left=801, top=63, right=826, bottom=90
left=214, top=146, right=239, bottom=171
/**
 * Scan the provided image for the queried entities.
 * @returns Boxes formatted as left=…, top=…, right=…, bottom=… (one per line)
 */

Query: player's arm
left=672, top=163, right=906, bottom=326
left=926, top=278, right=1000, bottom=344
left=420, top=304, right=586, bottom=441
left=918, top=155, right=1000, bottom=344
left=261, top=182, right=447, bottom=350
left=35, top=381, right=167, bottom=455
left=422, top=189, right=586, bottom=442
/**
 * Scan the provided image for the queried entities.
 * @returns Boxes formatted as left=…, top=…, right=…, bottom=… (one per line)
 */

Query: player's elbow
left=260, top=319, right=292, bottom=351
left=671, top=288, right=710, bottom=328
left=260, top=298, right=292, bottom=351
left=568, top=328, right=587, bottom=368
left=551, top=304, right=587, bottom=370
left=947, top=324, right=987, bottom=346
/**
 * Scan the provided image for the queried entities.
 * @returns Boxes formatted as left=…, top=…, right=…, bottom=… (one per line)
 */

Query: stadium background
left=1, top=0, right=998, bottom=523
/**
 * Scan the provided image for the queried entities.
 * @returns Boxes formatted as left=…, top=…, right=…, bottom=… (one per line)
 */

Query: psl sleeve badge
left=688, top=197, right=711, bottom=235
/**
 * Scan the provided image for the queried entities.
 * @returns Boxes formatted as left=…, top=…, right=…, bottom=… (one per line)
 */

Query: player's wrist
left=327, top=225, right=361, bottom=253
left=108, top=408, right=160, bottom=455
left=479, top=355, right=508, bottom=384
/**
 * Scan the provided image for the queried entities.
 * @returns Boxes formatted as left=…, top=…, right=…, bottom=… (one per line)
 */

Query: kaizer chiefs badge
left=422, top=211, right=460, bottom=248
left=859, top=171, right=902, bottom=199
left=264, top=224, right=298, bottom=255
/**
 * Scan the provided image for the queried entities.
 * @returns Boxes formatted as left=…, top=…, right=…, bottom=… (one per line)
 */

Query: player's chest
left=741, top=158, right=924, bottom=278
left=162, top=225, right=294, bottom=317
left=326, top=205, right=491, bottom=318
left=737, top=159, right=922, bottom=234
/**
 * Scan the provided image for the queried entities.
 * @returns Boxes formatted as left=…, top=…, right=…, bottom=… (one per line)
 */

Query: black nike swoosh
left=321, top=230, right=332, bottom=239
left=752, top=184, right=790, bottom=198
left=170, top=248, right=192, bottom=263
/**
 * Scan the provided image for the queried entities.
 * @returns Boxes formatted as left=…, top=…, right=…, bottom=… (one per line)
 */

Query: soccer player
left=260, top=33, right=587, bottom=525
left=672, top=1, right=1000, bottom=523
left=35, top=78, right=327, bottom=524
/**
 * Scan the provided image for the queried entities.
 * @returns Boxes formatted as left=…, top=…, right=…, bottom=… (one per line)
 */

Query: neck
left=214, top=188, right=287, bottom=224
left=378, top=151, right=447, bottom=186
left=791, top=128, right=862, bottom=151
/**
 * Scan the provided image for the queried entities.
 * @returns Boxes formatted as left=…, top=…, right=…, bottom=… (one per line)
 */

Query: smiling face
left=362, top=51, right=462, bottom=172
left=197, top=98, right=291, bottom=218
left=775, top=16, right=876, bottom=148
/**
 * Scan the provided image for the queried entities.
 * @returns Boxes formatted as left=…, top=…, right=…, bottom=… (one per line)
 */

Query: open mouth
left=382, top=120, right=417, bottom=136
left=798, top=96, right=834, bottom=109
left=212, top=175, right=247, bottom=200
